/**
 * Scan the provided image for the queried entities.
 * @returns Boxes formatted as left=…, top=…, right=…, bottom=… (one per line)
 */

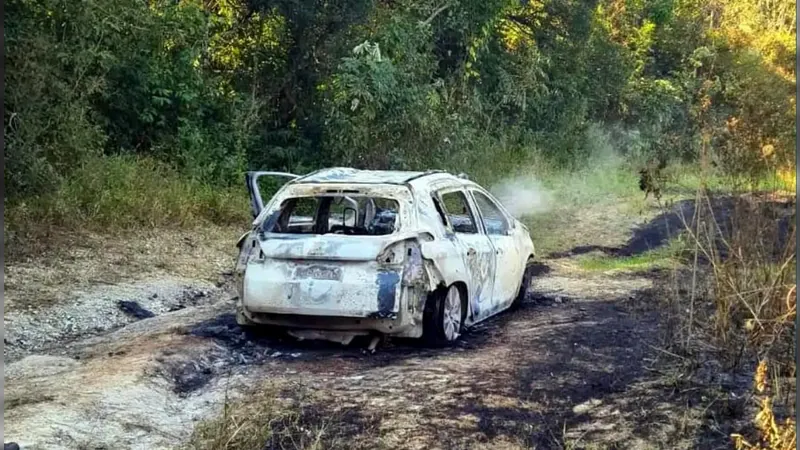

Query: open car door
left=246, top=170, right=363, bottom=222
left=246, top=171, right=300, bottom=219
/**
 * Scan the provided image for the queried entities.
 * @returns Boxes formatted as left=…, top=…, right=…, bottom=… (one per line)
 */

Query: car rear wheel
left=423, top=284, right=464, bottom=345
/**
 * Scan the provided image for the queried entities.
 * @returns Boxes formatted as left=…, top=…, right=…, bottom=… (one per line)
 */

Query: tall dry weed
left=731, top=359, right=797, bottom=450
left=674, top=189, right=795, bottom=371
left=666, top=176, right=795, bottom=448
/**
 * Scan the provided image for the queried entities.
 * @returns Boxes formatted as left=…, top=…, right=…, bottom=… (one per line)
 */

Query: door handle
left=467, top=248, right=476, bottom=256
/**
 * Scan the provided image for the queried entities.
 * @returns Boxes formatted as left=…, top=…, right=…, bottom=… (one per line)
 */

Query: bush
left=4, top=156, right=249, bottom=251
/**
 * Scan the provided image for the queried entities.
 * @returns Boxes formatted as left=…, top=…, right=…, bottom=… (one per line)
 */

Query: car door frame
left=246, top=171, right=361, bottom=225
left=246, top=171, right=301, bottom=219
left=431, top=185, right=496, bottom=325
left=467, top=187, right=523, bottom=310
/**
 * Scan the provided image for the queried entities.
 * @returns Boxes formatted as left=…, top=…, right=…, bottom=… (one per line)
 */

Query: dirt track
left=6, top=200, right=760, bottom=449
left=4, top=257, right=697, bottom=450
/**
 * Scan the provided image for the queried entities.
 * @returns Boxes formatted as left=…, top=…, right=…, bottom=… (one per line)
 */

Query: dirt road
left=5, top=201, right=744, bottom=449
left=4, top=258, right=701, bottom=450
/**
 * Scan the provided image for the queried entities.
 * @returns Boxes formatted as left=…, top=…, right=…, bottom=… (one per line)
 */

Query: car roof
left=294, top=167, right=453, bottom=185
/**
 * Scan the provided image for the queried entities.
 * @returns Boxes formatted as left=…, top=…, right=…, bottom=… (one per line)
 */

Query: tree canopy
left=5, top=0, right=796, bottom=200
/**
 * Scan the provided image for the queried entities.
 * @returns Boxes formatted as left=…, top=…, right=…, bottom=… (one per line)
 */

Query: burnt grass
left=165, top=197, right=787, bottom=447
left=169, top=280, right=751, bottom=449
left=117, top=300, right=156, bottom=319
left=547, top=195, right=794, bottom=262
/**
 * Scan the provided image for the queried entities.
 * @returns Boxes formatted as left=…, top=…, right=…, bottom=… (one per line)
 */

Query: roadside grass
left=186, top=384, right=317, bottom=450
left=656, top=168, right=796, bottom=449
left=665, top=162, right=796, bottom=195
left=576, top=249, right=675, bottom=272
left=3, top=224, right=246, bottom=311
left=186, top=383, right=382, bottom=450
left=4, top=155, right=250, bottom=260
left=517, top=159, right=792, bottom=258
left=576, top=237, right=689, bottom=273
left=516, top=159, right=655, bottom=257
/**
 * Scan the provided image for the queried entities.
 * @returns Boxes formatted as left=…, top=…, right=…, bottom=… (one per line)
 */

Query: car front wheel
left=512, top=258, right=535, bottom=309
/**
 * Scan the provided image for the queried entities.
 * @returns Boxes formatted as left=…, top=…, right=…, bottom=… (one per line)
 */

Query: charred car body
left=234, top=168, right=536, bottom=345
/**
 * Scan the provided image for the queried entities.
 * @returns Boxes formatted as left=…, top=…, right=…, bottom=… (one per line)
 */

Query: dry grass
left=525, top=200, right=648, bottom=258
left=659, top=176, right=796, bottom=448
left=675, top=191, right=796, bottom=369
left=3, top=225, right=246, bottom=311
left=186, top=383, right=383, bottom=450
left=732, top=359, right=797, bottom=450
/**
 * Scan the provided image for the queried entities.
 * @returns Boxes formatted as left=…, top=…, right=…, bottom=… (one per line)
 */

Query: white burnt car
left=234, top=168, right=536, bottom=345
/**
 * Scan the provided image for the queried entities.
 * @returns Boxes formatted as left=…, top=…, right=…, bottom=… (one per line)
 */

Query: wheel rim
left=442, top=286, right=462, bottom=341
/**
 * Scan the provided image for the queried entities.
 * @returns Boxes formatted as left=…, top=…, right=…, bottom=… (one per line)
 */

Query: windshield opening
left=263, top=195, right=400, bottom=236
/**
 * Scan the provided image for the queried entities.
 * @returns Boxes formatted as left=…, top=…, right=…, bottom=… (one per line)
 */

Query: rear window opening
left=265, top=196, right=400, bottom=236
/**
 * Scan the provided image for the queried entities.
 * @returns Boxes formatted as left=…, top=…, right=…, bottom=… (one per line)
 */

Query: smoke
left=490, top=174, right=553, bottom=219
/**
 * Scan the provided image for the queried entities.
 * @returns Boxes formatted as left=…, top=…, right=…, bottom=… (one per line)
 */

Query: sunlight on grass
left=577, top=251, right=674, bottom=272
left=667, top=163, right=797, bottom=194
left=576, top=238, right=686, bottom=273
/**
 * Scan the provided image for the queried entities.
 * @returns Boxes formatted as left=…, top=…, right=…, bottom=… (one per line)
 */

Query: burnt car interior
left=267, top=195, right=400, bottom=236
left=438, top=191, right=478, bottom=234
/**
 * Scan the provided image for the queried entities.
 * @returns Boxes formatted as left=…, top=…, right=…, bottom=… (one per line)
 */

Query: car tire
left=511, top=258, right=535, bottom=309
left=423, top=284, right=464, bottom=346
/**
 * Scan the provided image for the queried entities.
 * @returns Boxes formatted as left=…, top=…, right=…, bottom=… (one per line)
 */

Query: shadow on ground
left=175, top=279, right=743, bottom=449
left=547, top=195, right=794, bottom=262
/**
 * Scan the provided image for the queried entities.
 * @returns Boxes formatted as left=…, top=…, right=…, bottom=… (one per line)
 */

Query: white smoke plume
left=490, top=174, right=553, bottom=219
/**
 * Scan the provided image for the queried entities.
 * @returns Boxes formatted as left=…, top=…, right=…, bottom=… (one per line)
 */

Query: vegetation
left=4, top=0, right=795, bottom=447
left=576, top=244, right=680, bottom=272
left=681, top=188, right=795, bottom=450
left=186, top=384, right=380, bottom=450
left=4, top=0, right=795, bottom=248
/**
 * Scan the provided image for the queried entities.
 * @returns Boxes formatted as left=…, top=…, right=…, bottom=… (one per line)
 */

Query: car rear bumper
left=238, top=308, right=421, bottom=336
left=242, top=260, right=401, bottom=318
left=237, top=281, right=428, bottom=338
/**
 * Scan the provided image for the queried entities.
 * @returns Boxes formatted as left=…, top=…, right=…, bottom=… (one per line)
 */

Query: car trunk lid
left=257, top=234, right=387, bottom=262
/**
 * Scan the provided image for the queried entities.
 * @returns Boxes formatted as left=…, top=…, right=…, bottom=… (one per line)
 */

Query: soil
left=3, top=201, right=766, bottom=450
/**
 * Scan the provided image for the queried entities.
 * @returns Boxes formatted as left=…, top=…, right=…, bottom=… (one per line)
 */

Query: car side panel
left=467, top=188, right=526, bottom=310
left=413, top=187, right=471, bottom=291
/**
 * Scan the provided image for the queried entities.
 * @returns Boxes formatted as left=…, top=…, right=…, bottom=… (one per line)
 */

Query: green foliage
left=325, top=16, right=445, bottom=169
left=5, top=155, right=248, bottom=237
left=577, top=249, right=677, bottom=272
left=4, top=0, right=110, bottom=197
left=4, top=0, right=795, bottom=242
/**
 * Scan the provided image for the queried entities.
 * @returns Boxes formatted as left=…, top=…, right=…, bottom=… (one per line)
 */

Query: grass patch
left=186, top=384, right=382, bottom=450
left=665, top=163, right=797, bottom=195
left=577, top=250, right=675, bottom=272
left=3, top=225, right=245, bottom=310
left=576, top=237, right=687, bottom=273
left=5, top=155, right=250, bottom=258
left=515, top=159, right=653, bottom=257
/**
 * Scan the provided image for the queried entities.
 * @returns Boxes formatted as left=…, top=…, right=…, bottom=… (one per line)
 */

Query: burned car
left=234, top=168, right=536, bottom=345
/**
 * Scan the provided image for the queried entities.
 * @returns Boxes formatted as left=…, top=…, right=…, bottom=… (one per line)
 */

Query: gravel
left=3, top=277, right=225, bottom=363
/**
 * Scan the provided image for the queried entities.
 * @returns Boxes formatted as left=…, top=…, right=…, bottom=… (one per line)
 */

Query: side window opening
left=274, top=197, right=319, bottom=234
left=439, top=191, right=478, bottom=234
left=431, top=195, right=448, bottom=227
left=472, top=191, right=509, bottom=236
